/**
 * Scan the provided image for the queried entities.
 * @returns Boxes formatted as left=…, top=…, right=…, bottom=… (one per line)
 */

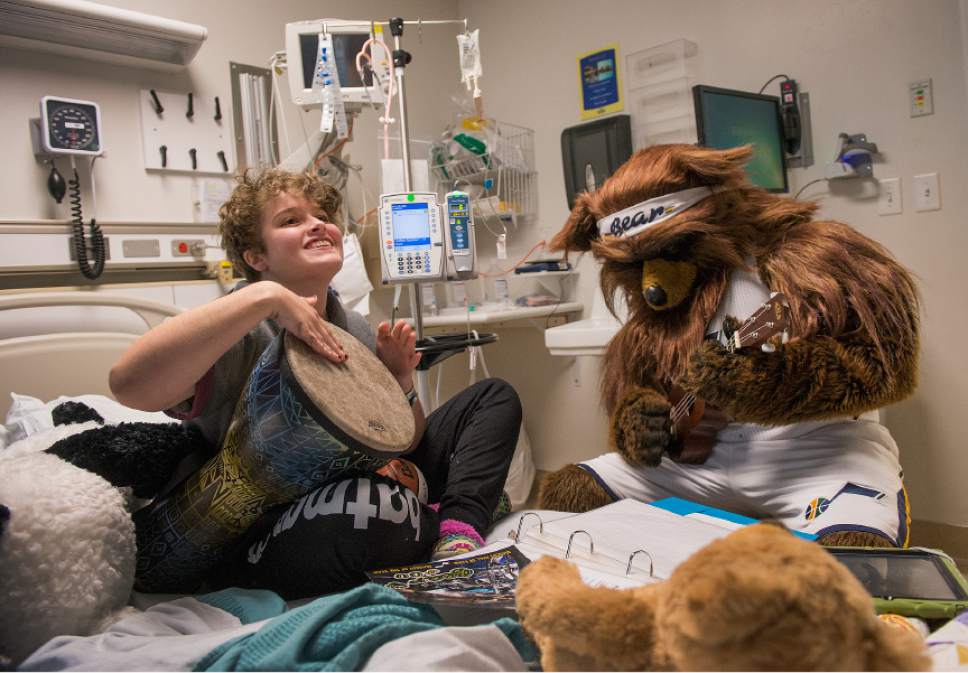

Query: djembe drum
left=134, top=324, right=415, bottom=592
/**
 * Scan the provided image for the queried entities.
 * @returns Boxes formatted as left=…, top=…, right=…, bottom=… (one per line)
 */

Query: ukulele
left=667, top=292, right=791, bottom=463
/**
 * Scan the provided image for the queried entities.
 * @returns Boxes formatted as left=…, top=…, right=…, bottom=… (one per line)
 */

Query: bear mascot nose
left=644, top=285, right=668, bottom=307
left=641, top=258, right=697, bottom=311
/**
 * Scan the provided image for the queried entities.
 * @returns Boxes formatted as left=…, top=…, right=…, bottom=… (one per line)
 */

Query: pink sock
left=438, top=518, right=485, bottom=546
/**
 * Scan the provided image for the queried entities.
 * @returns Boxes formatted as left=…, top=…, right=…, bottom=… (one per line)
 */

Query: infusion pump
left=379, top=191, right=478, bottom=285
left=379, top=192, right=445, bottom=284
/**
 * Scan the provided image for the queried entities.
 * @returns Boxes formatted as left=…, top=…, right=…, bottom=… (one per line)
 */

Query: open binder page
left=492, top=500, right=735, bottom=585
left=538, top=499, right=733, bottom=580
left=481, top=512, right=649, bottom=588
left=467, top=540, right=648, bottom=589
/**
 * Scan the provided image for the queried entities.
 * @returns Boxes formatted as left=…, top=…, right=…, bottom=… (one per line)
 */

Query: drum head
left=284, top=326, right=415, bottom=455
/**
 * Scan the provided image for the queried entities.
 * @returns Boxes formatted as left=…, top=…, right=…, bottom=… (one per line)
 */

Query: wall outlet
left=878, top=178, right=902, bottom=215
left=913, top=173, right=941, bottom=212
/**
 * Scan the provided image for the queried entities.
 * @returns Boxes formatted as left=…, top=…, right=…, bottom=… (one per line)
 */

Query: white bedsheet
left=20, top=597, right=266, bottom=672
left=19, top=594, right=530, bottom=672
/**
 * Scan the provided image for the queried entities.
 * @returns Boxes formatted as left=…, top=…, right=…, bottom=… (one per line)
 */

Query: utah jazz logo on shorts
left=804, top=496, right=831, bottom=521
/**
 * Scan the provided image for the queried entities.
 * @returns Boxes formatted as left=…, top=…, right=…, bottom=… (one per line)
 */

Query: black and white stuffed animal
left=0, top=404, right=205, bottom=666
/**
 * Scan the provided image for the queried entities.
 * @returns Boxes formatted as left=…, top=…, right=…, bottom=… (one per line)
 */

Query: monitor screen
left=299, top=32, right=372, bottom=91
left=693, top=85, right=788, bottom=193
left=391, top=202, right=432, bottom=250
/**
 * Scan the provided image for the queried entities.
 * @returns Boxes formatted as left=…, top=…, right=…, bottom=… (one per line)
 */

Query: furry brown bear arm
left=516, top=557, right=665, bottom=671
left=679, top=220, right=920, bottom=424
left=678, top=330, right=918, bottom=425
left=603, top=323, right=678, bottom=465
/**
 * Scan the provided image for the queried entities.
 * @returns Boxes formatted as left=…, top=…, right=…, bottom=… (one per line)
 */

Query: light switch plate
left=878, top=178, right=902, bottom=215
left=910, top=79, right=934, bottom=117
left=913, top=173, right=941, bottom=212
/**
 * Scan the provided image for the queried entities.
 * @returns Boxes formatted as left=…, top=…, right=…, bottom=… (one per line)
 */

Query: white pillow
left=4, top=393, right=172, bottom=446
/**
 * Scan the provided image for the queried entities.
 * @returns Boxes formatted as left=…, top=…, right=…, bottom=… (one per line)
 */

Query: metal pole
left=390, top=17, right=432, bottom=409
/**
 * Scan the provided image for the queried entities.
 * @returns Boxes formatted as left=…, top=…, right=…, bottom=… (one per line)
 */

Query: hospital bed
left=0, top=291, right=533, bottom=671
left=0, top=292, right=182, bottom=418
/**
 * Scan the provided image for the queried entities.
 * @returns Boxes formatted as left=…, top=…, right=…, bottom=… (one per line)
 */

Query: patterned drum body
left=135, top=325, right=414, bottom=592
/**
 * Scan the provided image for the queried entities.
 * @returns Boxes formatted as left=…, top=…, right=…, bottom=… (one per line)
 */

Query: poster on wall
left=578, top=43, right=623, bottom=120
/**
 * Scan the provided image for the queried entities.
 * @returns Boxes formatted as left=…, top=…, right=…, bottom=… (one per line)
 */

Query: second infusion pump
left=380, top=192, right=445, bottom=284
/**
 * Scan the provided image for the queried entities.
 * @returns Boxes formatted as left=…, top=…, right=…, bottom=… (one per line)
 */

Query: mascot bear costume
left=539, top=144, right=920, bottom=547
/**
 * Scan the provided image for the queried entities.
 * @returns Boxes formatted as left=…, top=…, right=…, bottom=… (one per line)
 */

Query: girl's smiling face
left=244, top=191, right=343, bottom=291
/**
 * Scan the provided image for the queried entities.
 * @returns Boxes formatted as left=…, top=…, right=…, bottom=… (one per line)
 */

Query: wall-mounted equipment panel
left=139, top=89, right=235, bottom=175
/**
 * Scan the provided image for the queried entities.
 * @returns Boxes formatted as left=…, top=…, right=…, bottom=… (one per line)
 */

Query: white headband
left=597, top=186, right=714, bottom=239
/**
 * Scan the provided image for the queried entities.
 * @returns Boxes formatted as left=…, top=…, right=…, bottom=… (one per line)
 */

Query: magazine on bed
left=365, top=546, right=531, bottom=608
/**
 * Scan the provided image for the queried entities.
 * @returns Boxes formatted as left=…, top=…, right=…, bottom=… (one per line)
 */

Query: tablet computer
left=828, top=547, right=968, bottom=619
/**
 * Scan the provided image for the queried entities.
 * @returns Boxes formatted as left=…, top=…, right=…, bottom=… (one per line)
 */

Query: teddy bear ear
left=549, top=192, right=599, bottom=252
left=674, top=144, right=753, bottom=184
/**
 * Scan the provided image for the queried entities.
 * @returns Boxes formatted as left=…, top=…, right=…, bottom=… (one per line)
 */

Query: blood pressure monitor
left=379, top=192, right=445, bottom=284
left=38, top=96, right=103, bottom=156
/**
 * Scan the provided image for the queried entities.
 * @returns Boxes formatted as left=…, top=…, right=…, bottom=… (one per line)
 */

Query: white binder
left=483, top=499, right=740, bottom=588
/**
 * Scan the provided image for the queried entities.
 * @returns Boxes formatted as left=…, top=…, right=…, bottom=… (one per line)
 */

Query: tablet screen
left=830, top=550, right=967, bottom=601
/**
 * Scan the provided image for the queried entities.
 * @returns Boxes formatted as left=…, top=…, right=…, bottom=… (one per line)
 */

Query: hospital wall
left=0, top=0, right=460, bottom=232
left=449, top=0, right=968, bottom=533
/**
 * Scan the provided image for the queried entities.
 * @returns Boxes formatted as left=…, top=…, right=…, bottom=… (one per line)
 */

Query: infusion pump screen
left=391, top=203, right=432, bottom=251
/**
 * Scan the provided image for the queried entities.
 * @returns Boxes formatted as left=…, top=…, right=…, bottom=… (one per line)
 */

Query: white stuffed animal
left=0, top=407, right=205, bottom=666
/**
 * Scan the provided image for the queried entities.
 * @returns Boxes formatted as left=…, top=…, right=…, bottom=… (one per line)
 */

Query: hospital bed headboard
left=0, top=293, right=182, bottom=418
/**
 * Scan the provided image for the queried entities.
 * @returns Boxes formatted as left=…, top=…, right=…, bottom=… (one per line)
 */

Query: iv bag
left=456, top=29, right=482, bottom=89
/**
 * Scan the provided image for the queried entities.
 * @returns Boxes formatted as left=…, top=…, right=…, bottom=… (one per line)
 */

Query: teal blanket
left=194, top=584, right=531, bottom=671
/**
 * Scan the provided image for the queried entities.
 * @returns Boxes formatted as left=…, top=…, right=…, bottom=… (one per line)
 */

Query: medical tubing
left=69, top=167, right=105, bottom=280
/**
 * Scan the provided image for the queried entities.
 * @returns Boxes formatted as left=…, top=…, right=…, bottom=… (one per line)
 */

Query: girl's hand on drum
left=270, top=286, right=346, bottom=363
left=377, top=319, right=421, bottom=382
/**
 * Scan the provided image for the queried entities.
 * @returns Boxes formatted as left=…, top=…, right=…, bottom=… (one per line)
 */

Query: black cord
left=69, top=168, right=106, bottom=280
left=794, top=178, right=827, bottom=199
left=758, top=74, right=790, bottom=95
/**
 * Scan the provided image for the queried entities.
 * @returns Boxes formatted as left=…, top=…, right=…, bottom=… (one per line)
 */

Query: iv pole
left=386, top=16, right=494, bottom=412
left=388, top=16, right=462, bottom=410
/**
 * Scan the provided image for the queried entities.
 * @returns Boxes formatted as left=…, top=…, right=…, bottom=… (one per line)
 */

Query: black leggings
left=212, top=378, right=521, bottom=599
left=407, top=378, right=522, bottom=536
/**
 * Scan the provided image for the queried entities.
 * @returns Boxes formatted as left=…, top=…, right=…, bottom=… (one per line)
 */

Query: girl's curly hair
left=218, top=169, right=342, bottom=282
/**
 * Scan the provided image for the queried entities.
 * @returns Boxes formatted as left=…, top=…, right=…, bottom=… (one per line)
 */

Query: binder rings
left=489, top=498, right=816, bottom=589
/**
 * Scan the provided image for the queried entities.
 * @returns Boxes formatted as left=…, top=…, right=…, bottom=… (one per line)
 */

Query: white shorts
left=579, top=416, right=910, bottom=546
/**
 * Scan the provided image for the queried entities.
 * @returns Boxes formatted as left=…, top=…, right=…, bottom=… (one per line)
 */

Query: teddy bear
left=539, top=144, right=920, bottom=548
left=0, top=405, right=203, bottom=666
left=515, top=523, right=931, bottom=671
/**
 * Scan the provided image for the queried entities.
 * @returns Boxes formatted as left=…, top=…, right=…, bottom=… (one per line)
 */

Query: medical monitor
left=391, top=202, right=432, bottom=251
left=285, top=20, right=387, bottom=107
left=692, top=85, right=788, bottom=193
left=379, top=192, right=444, bottom=284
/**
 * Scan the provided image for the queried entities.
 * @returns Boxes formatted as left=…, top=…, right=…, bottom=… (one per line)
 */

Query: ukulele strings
left=669, top=324, right=745, bottom=424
